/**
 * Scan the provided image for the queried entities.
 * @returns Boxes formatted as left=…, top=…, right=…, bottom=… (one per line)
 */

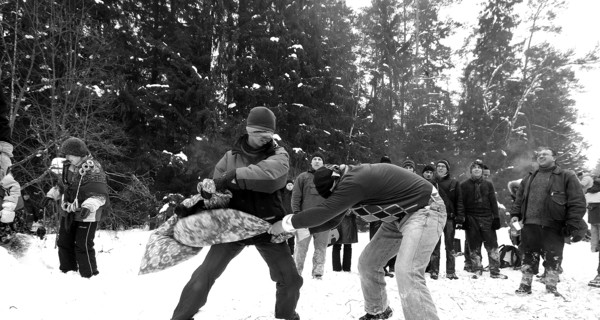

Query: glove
left=454, top=215, right=465, bottom=229
left=562, top=224, right=583, bottom=243
left=492, top=218, right=501, bottom=230
left=213, top=170, right=237, bottom=191
left=78, top=207, right=92, bottom=219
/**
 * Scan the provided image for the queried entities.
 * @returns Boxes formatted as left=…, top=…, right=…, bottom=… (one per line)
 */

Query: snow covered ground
left=1, top=227, right=599, bottom=320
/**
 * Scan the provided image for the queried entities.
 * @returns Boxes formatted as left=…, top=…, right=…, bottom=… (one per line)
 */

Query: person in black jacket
left=458, top=159, right=507, bottom=280
left=428, top=160, right=464, bottom=280
left=510, top=147, right=586, bottom=295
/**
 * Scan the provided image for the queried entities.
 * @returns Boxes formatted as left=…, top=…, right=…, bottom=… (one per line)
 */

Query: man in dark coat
left=171, top=107, right=302, bottom=320
left=511, top=147, right=587, bottom=295
left=458, top=159, right=507, bottom=280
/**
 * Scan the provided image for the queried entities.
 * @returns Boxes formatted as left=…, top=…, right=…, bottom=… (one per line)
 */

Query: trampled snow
left=1, top=228, right=599, bottom=320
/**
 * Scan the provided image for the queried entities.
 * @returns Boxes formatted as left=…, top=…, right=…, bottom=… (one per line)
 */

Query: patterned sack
left=174, top=208, right=293, bottom=247
left=138, top=215, right=201, bottom=275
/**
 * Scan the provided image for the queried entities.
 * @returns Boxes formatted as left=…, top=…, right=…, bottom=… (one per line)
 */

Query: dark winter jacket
left=460, top=178, right=499, bottom=221
left=280, top=188, right=293, bottom=215
left=61, top=156, right=109, bottom=222
left=434, top=175, right=464, bottom=220
left=213, top=135, right=289, bottom=223
left=510, top=165, right=586, bottom=231
left=336, top=212, right=358, bottom=244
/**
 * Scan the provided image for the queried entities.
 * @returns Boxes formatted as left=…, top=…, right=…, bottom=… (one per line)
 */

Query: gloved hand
left=492, top=218, right=501, bottom=230
left=562, top=224, right=583, bottom=243
left=454, top=215, right=465, bottom=229
left=78, top=207, right=92, bottom=220
left=213, top=170, right=237, bottom=191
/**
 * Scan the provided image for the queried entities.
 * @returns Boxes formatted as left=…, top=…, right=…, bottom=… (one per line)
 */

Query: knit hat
left=246, top=106, right=276, bottom=132
left=313, top=167, right=336, bottom=198
left=311, top=152, right=325, bottom=161
left=59, top=137, right=89, bottom=157
left=402, top=159, right=415, bottom=168
left=470, top=159, right=484, bottom=172
left=436, top=160, right=450, bottom=172
left=380, top=156, right=391, bottom=163
left=422, top=164, right=435, bottom=174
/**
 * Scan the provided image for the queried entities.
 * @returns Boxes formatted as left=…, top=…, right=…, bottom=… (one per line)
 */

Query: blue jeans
left=358, top=207, right=445, bottom=320
left=294, top=230, right=329, bottom=277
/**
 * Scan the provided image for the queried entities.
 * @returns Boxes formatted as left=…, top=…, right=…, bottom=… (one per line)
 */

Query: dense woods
left=1, top=0, right=597, bottom=229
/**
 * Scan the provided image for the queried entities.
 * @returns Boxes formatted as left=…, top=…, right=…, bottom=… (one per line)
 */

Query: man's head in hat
left=59, top=137, right=90, bottom=166
left=246, top=106, right=276, bottom=148
left=422, top=164, right=435, bottom=181
left=402, top=159, right=416, bottom=173
left=310, top=152, right=325, bottom=171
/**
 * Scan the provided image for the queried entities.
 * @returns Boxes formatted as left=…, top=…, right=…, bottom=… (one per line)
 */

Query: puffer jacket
left=213, top=136, right=289, bottom=223
left=510, top=165, right=586, bottom=231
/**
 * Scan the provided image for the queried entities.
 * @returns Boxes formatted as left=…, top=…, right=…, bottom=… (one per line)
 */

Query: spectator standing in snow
left=42, top=137, right=109, bottom=278
left=459, top=159, right=507, bottom=280
left=401, top=159, right=416, bottom=174
left=281, top=179, right=295, bottom=254
left=292, top=152, right=330, bottom=279
left=171, top=107, right=302, bottom=320
left=584, top=174, right=600, bottom=287
left=269, top=163, right=447, bottom=320
left=428, top=160, right=464, bottom=280
left=368, top=155, right=397, bottom=278
left=510, top=147, right=587, bottom=295
left=332, top=210, right=358, bottom=272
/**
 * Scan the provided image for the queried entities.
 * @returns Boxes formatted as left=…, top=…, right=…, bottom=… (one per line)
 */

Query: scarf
left=471, top=176, right=484, bottom=203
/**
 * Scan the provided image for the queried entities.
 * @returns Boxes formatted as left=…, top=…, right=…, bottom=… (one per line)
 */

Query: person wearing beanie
left=380, top=155, right=391, bottom=164
left=270, top=163, right=447, bottom=320
left=510, top=147, right=586, bottom=295
left=459, top=159, right=507, bottom=280
left=291, top=152, right=331, bottom=279
left=422, top=164, right=435, bottom=182
left=42, top=137, right=108, bottom=278
left=424, top=160, right=464, bottom=280
left=401, top=159, right=416, bottom=173
left=171, top=107, right=302, bottom=320
left=280, top=179, right=295, bottom=254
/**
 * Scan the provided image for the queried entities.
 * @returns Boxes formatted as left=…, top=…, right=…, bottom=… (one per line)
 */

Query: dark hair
left=536, top=146, right=557, bottom=157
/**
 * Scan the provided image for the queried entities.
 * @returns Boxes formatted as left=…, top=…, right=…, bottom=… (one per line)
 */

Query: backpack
left=499, top=244, right=521, bottom=269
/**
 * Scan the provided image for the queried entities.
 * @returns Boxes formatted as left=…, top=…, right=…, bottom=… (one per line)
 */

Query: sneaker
left=472, top=270, right=483, bottom=279
left=446, top=273, right=459, bottom=280
left=430, top=272, right=438, bottom=280
left=490, top=272, right=508, bottom=279
left=358, top=306, right=393, bottom=320
left=515, top=284, right=532, bottom=295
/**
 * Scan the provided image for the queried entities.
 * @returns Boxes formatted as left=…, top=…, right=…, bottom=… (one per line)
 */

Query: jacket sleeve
left=291, top=174, right=303, bottom=213
left=564, top=172, right=587, bottom=228
left=488, top=181, right=499, bottom=219
left=510, top=177, right=527, bottom=219
left=235, top=147, right=289, bottom=194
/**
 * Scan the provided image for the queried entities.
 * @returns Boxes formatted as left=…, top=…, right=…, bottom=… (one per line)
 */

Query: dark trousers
left=57, top=218, right=98, bottom=278
left=465, top=215, right=500, bottom=273
left=520, top=224, right=564, bottom=275
left=369, top=221, right=396, bottom=271
left=171, top=236, right=303, bottom=320
left=429, top=218, right=456, bottom=273
left=332, top=243, right=352, bottom=272
left=287, top=236, right=295, bottom=255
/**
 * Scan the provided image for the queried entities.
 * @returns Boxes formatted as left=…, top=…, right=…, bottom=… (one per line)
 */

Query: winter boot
left=546, top=285, right=561, bottom=297
left=285, top=312, right=300, bottom=320
left=515, top=283, right=532, bottom=295
left=471, top=270, right=483, bottom=279
left=430, top=271, right=438, bottom=280
left=446, top=272, right=459, bottom=280
left=358, top=306, right=393, bottom=320
left=588, top=274, right=600, bottom=288
left=490, top=272, right=508, bottom=279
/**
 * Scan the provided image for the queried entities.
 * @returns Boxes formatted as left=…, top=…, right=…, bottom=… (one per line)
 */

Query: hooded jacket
left=291, top=168, right=325, bottom=213
left=213, top=135, right=289, bottom=223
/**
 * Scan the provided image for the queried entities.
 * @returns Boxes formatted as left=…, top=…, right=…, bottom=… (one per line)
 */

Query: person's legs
left=74, top=221, right=98, bottom=277
left=332, top=243, right=342, bottom=271
left=342, top=244, right=352, bottom=272
left=311, top=230, right=329, bottom=277
left=480, top=227, right=501, bottom=275
left=517, top=225, right=543, bottom=293
left=57, top=216, right=78, bottom=273
left=429, top=239, right=441, bottom=276
left=171, top=243, right=245, bottom=320
left=463, top=238, right=472, bottom=271
left=358, top=221, right=402, bottom=315
left=255, top=241, right=303, bottom=319
left=287, top=237, right=295, bottom=255
left=293, top=234, right=311, bottom=275
left=442, top=219, right=456, bottom=275
left=465, top=216, right=484, bottom=272
left=395, top=208, right=445, bottom=320
left=541, top=227, right=565, bottom=291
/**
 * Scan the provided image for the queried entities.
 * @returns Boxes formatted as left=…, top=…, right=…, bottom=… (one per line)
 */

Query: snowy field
left=1, top=227, right=599, bottom=320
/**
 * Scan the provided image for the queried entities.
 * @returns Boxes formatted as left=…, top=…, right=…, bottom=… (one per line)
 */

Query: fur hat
left=59, top=137, right=89, bottom=157
left=313, top=167, right=336, bottom=198
left=380, top=155, right=391, bottom=163
left=422, top=164, right=436, bottom=174
left=246, top=106, right=276, bottom=132
left=436, top=160, right=450, bottom=172
left=401, top=159, right=415, bottom=168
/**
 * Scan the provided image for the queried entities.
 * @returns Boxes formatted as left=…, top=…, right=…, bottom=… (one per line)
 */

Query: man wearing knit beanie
left=172, top=106, right=302, bottom=320
left=291, top=152, right=330, bottom=279
left=401, top=159, right=416, bottom=173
